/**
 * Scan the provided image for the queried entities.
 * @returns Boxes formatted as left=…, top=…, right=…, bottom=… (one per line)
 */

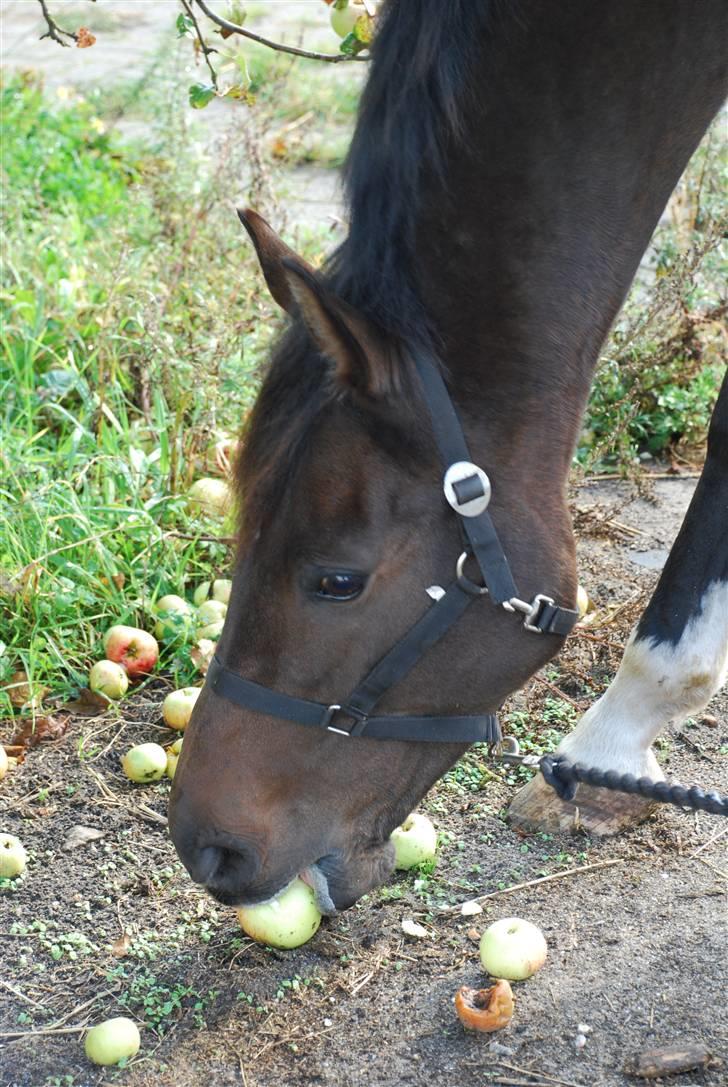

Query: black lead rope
left=539, top=755, right=728, bottom=816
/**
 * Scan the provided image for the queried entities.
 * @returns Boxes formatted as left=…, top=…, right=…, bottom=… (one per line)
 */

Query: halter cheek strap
left=206, top=353, right=579, bottom=743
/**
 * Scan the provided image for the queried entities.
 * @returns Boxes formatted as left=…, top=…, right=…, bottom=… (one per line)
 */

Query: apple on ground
left=390, top=812, right=438, bottom=869
left=188, top=477, right=231, bottom=518
left=576, top=584, right=591, bottom=618
left=89, top=660, right=129, bottom=700
left=197, top=619, right=225, bottom=640
left=479, top=917, right=548, bottom=981
left=0, top=833, right=27, bottom=878
left=193, top=581, right=212, bottom=607
left=84, top=1017, right=140, bottom=1066
left=212, top=578, right=232, bottom=604
left=196, top=599, right=227, bottom=627
left=237, top=878, right=322, bottom=949
left=162, top=687, right=201, bottom=731
left=153, top=596, right=195, bottom=644
left=103, top=625, right=159, bottom=678
left=165, top=737, right=183, bottom=779
left=0, top=746, right=8, bottom=782
left=121, top=743, right=167, bottom=783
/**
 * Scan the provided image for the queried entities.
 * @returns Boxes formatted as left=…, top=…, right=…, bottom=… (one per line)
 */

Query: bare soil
left=1, top=474, right=727, bottom=1087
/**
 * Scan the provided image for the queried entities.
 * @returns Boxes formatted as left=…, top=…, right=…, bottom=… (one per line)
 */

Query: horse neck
left=416, top=0, right=727, bottom=484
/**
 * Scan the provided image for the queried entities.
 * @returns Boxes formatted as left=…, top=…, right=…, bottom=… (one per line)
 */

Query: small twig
left=690, top=824, right=728, bottom=858
left=194, top=0, right=368, bottom=64
left=37, top=0, right=77, bottom=45
left=180, top=0, right=218, bottom=89
left=439, top=858, right=622, bottom=913
left=696, top=855, right=728, bottom=880
left=0, top=979, right=46, bottom=1011
left=495, top=1061, right=589, bottom=1087
left=532, top=675, right=584, bottom=711
left=1, top=1024, right=88, bottom=1039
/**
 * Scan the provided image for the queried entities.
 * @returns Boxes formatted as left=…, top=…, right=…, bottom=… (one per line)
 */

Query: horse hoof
left=507, top=772, right=657, bottom=836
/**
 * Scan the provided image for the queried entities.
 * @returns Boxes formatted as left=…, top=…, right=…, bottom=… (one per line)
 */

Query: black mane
left=328, top=0, right=497, bottom=346
left=238, top=0, right=496, bottom=538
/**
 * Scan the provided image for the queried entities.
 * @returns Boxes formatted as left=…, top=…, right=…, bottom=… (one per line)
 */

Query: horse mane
left=237, top=0, right=498, bottom=540
left=328, top=0, right=499, bottom=344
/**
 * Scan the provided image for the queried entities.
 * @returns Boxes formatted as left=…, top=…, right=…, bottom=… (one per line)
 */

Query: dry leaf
left=460, top=900, right=483, bottom=917
left=63, top=825, right=105, bottom=851
left=190, top=638, right=216, bottom=674
left=12, top=713, right=70, bottom=749
left=6, top=669, right=48, bottom=710
left=62, top=687, right=110, bottom=716
left=76, top=26, right=96, bottom=48
left=111, top=932, right=132, bottom=958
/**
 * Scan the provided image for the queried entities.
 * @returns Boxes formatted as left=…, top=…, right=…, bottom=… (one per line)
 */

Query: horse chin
left=310, top=840, right=397, bottom=912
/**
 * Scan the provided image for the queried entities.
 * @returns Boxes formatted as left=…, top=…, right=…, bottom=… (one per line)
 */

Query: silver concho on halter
left=443, top=461, right=491, bottom=517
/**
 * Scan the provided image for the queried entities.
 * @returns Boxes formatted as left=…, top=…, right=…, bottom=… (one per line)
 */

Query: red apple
left=103, top=625, right=159, bottom=678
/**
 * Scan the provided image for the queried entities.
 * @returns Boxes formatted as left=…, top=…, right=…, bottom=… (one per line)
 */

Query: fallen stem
left=439, top=858, right=622, bottom=913
left=495, top=1061, right=589, bottom=1087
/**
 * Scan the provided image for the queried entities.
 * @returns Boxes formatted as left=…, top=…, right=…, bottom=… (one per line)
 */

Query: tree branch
left=37, top=0, right=77, bottom=45
left=180, top=0, right=219, bottom=89
left=193, top=0, right=369, bottom=64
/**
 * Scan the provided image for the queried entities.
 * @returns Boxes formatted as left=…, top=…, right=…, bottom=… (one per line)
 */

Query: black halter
left=207, top=354, right=579, bottom=743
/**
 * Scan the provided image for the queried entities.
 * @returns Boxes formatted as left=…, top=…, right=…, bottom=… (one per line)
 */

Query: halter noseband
left=207, top=354, right=579, bottom=744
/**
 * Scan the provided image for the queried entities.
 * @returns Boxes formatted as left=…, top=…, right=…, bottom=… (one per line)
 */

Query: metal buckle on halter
left=321, top=703, right=369, bottom=736
left=443, top=462, right=491, bottom=517
left=455, top=550, right=489, bottom=596
left=503, top=593, right=555, bottom=633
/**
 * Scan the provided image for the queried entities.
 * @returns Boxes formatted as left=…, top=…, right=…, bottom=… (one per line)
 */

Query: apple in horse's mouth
left=88, top=659, right=128, bottom=700
left=479, top=917, right=548, bottom=980
left=390, top=812, right=438, bottom=869
left=236, top=877, right=322, bottom=948
left=103, top=624, right=159, bottom=677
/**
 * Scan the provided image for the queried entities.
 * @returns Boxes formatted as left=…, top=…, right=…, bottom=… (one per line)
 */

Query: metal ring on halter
left=455, top=551, right=489, bottom=596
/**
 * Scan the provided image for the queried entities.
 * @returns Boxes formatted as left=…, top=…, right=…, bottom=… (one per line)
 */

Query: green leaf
left=176, top=12, right=194, bottom=37
left=339, top=31, right=365, bottom=56
left=188, top=83, right=216, bottom=110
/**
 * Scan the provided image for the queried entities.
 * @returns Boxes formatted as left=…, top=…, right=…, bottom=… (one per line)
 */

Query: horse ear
left=281, top=259, right=394, bottom=398
left=237, top=208, right=315, bottom=315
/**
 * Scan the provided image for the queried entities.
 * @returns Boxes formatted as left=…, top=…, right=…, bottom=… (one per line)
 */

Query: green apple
left=154, top=595, right=194, bottom=644
left=576, top=584, right=590, bottom=618
left=330, top=1, right=360, bottom=39
left=196, top=599, right=227, bottom=626
left=188, top=477, right=231, bottom=518
left=0, top=745, right=8, bottom=782
left=165, top=737, right=183, bottom=779
left=237, top=878, right=322, bottom=949
left=390, top=812, right=438, bottom=869
left=89, top=660, right=129, bottom=700
left=197, top=620, right=225, bottom=640
left=193, top=581, right=212, bottom=607
left=212, top=578, right=232, bottom=604
left=84, top=1016, right=140, bottom=1066
left=0, top=833, right=27, bottom=878
left=479, top=917, right=548, bottom=981
left=121, top=743, right=167, bottom=783
left=162, top=687, right=201, bottom=731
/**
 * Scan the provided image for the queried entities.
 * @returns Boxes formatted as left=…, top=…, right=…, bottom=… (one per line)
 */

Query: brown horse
left=169, top=0, right=728, bottom=911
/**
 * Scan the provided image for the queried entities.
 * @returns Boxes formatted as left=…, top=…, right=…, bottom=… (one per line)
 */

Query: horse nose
left=177, top=834, right=263, bottom=893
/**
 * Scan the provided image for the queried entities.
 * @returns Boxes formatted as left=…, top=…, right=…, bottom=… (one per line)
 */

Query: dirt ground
left=1, top=474, right=727, bottom=1087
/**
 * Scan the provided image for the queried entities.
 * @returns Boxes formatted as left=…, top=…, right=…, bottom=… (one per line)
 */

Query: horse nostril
left=189, top=845, right=221, bottom=885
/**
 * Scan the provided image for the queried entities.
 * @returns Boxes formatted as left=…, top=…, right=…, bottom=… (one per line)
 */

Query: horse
left=169, top=0, right=728, bottom=913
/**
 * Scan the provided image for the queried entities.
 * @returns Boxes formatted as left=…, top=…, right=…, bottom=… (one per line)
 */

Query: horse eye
left=317, top=572, right=365, bottom=601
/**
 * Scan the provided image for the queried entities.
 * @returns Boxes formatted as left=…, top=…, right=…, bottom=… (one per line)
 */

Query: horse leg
left=509, top=370, right=728, bottom=835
